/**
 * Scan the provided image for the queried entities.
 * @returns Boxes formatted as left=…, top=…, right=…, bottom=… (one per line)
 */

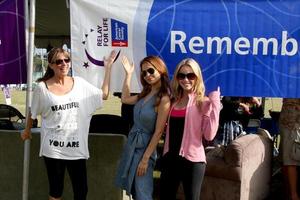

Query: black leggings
left=44, top=157, right=88, bottom=200
left=159, top=153, right=206, bottom=200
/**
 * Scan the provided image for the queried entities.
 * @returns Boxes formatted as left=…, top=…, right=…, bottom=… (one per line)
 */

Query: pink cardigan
left=163, top=91, right=221, bottom=162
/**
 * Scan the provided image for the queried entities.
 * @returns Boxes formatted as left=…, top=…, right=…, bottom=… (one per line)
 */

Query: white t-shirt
left=31, top=76, right=103, bottom=160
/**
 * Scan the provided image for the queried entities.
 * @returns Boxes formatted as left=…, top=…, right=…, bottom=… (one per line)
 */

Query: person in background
left=115, top=55, right=171, bottom=200
left=279, top=98, right=300, bottom=200
left=239, top=97, right=263, bottom=128
left=21, top=47, right=117, bottom=200
left=215, top=96, right=263, bottom=146
left=159, top=58, right=221, bottom=200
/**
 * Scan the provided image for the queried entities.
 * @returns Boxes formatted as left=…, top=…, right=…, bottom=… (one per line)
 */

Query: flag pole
left=23, top=0, right=35, bottom=199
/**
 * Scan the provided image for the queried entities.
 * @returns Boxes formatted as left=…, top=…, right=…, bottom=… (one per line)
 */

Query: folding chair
left=0, top=104, right=25, bottom=130
left=246, top=119, right=261, bottom=134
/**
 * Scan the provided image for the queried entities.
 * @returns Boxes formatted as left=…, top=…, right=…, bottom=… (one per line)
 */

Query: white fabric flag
left=70, top=0, right=154, bottom=93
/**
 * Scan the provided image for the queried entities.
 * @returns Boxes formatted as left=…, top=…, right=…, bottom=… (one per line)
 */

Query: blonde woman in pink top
left=159, top=58, right=221, bottom=200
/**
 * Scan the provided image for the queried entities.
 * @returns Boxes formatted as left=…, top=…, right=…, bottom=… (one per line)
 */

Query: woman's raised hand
left=121, top=56, right=135, bottom=75
left=103, top=50, right=117, bottom=68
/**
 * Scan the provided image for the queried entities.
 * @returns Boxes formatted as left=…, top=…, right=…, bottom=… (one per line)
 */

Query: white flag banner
left=70, top=0, right=153, bottom=93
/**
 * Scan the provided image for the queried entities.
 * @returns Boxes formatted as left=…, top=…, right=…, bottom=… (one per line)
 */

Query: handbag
left=291, top=128, right=300, bottom=161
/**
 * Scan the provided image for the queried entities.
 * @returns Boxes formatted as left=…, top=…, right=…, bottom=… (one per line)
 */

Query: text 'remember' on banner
left=171, top=31, right=297, bottom=56
left=145, top=0, right=300, bottom=97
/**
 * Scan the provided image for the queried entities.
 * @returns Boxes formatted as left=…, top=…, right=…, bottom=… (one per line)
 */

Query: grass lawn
left=0, top=89, right=282, bottom=118
left=0, top=89, right=122, bottom=117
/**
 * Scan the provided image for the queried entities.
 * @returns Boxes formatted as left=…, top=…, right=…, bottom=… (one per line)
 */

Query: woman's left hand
left=137, top=158, right=149, bottom=176
left=103, top=50, right=117, bottom=68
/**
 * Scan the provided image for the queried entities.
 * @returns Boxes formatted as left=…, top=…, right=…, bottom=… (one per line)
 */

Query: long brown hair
left=138, top=56, right=171, bottom=106
left=37, top=47, right=70, bottom=82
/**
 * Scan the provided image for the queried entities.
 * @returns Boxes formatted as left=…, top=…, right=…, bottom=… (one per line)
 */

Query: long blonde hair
left=171, top=58, right=205, bottom=106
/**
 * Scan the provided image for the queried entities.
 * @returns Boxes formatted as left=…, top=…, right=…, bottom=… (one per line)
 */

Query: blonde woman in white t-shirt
left=21, top=47, right=117, bottom=200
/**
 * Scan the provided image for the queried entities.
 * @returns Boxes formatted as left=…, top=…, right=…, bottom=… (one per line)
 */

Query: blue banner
left=0, top=0, right=26, bottom=84
left=146, top=0, right=300, bottom=97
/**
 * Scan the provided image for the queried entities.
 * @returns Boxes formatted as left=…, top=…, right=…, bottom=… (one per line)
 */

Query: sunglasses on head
left=54, top=58, right=71, bottom=65
left=177, top=72, right=196, bottom=80
left=141, top=68, right=155, bottom=77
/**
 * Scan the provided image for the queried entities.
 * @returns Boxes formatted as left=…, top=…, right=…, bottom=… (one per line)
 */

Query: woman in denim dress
left=115, top=55, right=171, bottom=200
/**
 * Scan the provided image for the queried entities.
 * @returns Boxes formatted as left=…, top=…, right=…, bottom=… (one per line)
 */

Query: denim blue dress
left=115, top=95, right=157, bottom=199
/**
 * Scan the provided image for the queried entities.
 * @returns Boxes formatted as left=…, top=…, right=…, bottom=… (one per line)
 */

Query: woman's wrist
left=142, top=155, right=150, bottom=162
left=105, top=63, right=112, bottom=69
left=125, top=74, right=133, bottom=81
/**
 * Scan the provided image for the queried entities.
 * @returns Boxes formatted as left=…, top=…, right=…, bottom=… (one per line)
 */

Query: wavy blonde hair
left=171, top=58, right=205, bottom=106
